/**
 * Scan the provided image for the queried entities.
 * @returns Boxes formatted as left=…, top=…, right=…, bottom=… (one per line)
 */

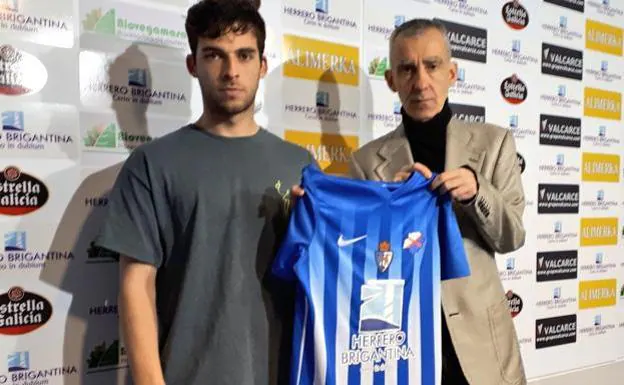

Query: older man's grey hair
left=388, top=19, right=452, bottom=60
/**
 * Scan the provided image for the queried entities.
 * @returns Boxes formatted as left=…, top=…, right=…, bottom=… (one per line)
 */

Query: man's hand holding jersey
left=289, top=162, right=478, bottom=206
left=394, top=163, right=478, bottom=203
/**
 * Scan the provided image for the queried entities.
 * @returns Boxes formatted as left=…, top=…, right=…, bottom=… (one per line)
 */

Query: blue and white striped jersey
left=273, top=164, right=470, bottom=385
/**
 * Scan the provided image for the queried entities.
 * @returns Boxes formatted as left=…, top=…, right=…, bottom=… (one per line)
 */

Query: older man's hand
left=393, top=163, right=478, bottom=202
left=393, top=162, right=433, bottom=182
left=431, top=167, right=478, bottom=202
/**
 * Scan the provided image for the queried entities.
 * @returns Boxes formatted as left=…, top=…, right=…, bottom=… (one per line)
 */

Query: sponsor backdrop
left=0, top=0, right=622, bottom=384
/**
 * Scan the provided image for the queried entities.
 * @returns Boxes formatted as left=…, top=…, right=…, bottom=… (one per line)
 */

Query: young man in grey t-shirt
left=93, top=1, right=314, bottom=384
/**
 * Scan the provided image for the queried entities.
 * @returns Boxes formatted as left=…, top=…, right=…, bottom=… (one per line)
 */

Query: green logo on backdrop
left=82, top=8, right=186, bottom=41
left=82, top=8, right=116, bottom=34
left=84, top=123, right=153, bottom=150
left=369, top=57, right=389, bottom=77
left=84, top=123, right=117, bottom=148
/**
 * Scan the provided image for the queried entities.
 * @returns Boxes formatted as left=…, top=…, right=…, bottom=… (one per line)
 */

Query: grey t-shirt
left=94, top=125, right=315, bottom=385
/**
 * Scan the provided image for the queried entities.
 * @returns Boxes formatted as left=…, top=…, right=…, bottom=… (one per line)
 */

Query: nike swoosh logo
left=337, top=234, right=367, bottom=247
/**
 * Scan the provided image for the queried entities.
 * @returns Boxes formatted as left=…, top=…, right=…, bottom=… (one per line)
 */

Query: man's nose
left=222, top=57, right=240, bottom=79
left=412, top=65, right=430, bottom=91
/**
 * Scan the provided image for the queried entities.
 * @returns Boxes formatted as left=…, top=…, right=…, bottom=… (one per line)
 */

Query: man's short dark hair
left=185, top=0, right=266, bottom=58
left=389, top=18, right=451, bottom=59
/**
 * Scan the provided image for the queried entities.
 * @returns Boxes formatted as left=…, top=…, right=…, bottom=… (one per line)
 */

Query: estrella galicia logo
left=541, top=43, right=583, bottom=80
left=502, top=1, right=529, bottom=30
left=536, top=250, right=578, bottom=282
left=434, top=18, right=487, bottom=63
left=449, top=103, right=485, bottom=123
left=0, top=166, right=49, bottom=216
left=538, top=184, right=579, bottom=214
left=506, top=290, right=523, bottom=318
left=516, top=153, right=526, bottom=174
left=539, top=114, right=581, bottom=147
left=500, top=74, right=528, bottom=104
left=543, top=0, right=584, bottom=13
left=0, top=287, right=53, bottom=335
left=535, top=314, right=577, bottom=349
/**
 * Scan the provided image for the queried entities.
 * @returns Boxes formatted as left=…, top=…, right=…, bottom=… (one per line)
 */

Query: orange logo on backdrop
left=284, top=130, right=359, bottom=175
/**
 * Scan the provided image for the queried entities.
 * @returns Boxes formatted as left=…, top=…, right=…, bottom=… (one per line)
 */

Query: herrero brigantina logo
left=342, top=279, right=415, bottom=373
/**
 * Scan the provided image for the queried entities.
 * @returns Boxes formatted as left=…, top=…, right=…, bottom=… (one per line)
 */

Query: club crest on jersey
left=376, top=241, right=393, bottom=272
left=403, top=232, right=425, bottom=254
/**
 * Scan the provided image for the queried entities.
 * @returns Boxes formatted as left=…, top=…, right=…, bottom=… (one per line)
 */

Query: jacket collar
left=374, top=117, right=485, bottom=180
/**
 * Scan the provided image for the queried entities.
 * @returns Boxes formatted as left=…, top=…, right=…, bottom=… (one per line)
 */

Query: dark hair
left=389, top=18, right=451, bottom=58
left=185, top=0, right=266, bottom=58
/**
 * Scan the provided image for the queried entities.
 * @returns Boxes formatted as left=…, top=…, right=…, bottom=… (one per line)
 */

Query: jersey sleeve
left=272, top=192, right=316, bottom=281
left=93, top=149, right=167, bottom=267
left=438, top=194, right=471, bottom=280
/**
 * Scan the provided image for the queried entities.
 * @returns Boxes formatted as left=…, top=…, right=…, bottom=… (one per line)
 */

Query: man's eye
left=239, top=52, right=254, bottom=61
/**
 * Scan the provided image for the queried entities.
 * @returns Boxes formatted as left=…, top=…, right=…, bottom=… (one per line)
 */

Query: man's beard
left=203, top=84, right=258, bottom=117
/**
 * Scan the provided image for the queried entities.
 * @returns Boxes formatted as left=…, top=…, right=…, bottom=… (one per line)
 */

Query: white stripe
left=296, top=299, right=309, bottom=385
left=408, top=255, right=422, bottom=384
left=311, top=220, right=327, bottom=385
left=336, top=230, right=354, bottom=384
left=386, top=212, right=403, bottom=385
left=361, top=237, right=376, bottom=385
left=432, top=247, right=442, bottom=385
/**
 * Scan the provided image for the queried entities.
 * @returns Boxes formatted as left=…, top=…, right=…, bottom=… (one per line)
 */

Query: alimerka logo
left=578, top=279, right=617, bottom=309
left=585, top=19, right=623, bottom=56
left=580, top=217, right=618, bottom=246
left=282, top=34, right=359, bottom=86
left=284, top=130, right=358, bottom=176
left=584, top=87, right=621, bottom=120
left=582, top=152, right=620, bottom=182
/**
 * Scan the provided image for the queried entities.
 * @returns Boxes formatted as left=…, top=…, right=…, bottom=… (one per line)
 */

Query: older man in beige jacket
left=348, top=18, right=528, bottom=385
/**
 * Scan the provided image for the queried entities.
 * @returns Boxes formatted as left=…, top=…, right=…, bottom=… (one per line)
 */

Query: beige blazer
left=349, top=118, right=528, bottom=385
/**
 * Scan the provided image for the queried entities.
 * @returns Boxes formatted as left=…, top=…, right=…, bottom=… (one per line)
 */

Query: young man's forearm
left=119, top=257, right=166, bottom=385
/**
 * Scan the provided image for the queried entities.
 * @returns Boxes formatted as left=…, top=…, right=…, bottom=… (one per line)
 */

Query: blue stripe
left=347, top=210, right=369, bottom=385
left=419, top=212, right=435, bottom=385
left=298, top=249, right=315, bottom=385
left=290, top=285, right=306, bottom=385
left=323, top=208, right=343, bottom=384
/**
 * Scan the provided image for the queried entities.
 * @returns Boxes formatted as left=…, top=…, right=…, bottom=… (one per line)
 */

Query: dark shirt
left=402, top=99, right=452, bottom=173
left=402, top=100, right=470, bottom=384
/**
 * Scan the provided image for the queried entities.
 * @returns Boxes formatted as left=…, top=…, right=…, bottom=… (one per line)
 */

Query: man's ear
left=260, top=55, right=268, bottom=79
left=385, top=69, right=396, bottom=92
left=449, top=60, right=458, bottom=87
left=186, top=54, right=197, bottom=78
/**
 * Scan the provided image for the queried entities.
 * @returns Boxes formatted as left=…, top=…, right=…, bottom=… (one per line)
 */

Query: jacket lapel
left=374, top=124, right=414, bottom=181
left=445, top=118, right=485, bottom=173
left=372, top=118, right=485, bottom=181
